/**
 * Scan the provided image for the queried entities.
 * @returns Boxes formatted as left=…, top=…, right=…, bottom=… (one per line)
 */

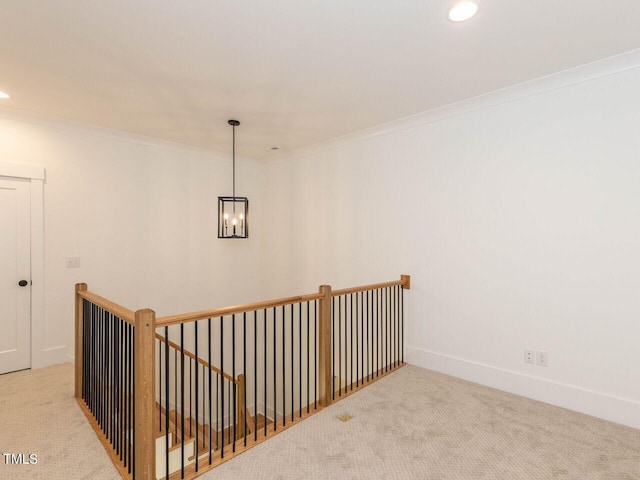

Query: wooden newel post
left=75, top=283, right=87, bottom=399
left=401, top=274, right=411, bottom=290
left=318, top=284, right=333, bottom=407
left=134, top=308, right=156, bottom=480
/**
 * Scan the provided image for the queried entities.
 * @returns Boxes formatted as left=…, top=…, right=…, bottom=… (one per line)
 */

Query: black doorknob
left=18, top=280, right=28, bottom=287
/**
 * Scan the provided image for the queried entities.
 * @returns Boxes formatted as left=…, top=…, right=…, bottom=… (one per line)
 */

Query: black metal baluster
left=111, top=316, right=115, bottom=448
left=290, top=303, right=294, bottom=423
left=376, top=289, right=380, bottom=377
left=114, top=316, right=119, bottom=454
left=331, top=296, right=335, bottom=401
left=96, top=306, right=101, bottom=428
left=350, top=293, right=354, bottom=391
left=282, top=306, right=286, bottom=426
left=215, top=333, right=219, bottom=452
left=390, top=286, right=394, bottom=368
left=189, top=356, right=192, bottom=438
left=180, top=323, right=185, bottom=478
left=122, top=318, right=127, bottom=470
left=81, top=300, right=86, bottom=401
left=401, top=285, right=404, bottom=363
left=378, top=288, right=382, bottom=374
left=174, top=348, right=177, bottom=431
left=107, top=313, right=112, bottom=444
left=87, top=304, right=92, bottom=414
left=98, top=306, right=102, bottom=418
left=314, top=299, right=317, bottom=409
left=201, top=364, right=205, bottom=456
left=338, top=296, right=342, bottom=396
left=92, top=303, right=96, bottom=412
left=95, top=306, right=99, bottom=426
left=383, top=287, right=387, bottom=372
left=158, top=334, right=161, bottom=433
left=356, top=292, right=360, bottom=388
left=88, top=303, right=93, bottom=412
left=393, top=285, right=400, bottom=367
left=105, top=309, right=109, bottom=435
left=307, top=301, right=311, bottom=415
left=121, top=318, right=126, bottom=462
left=115, top=317, right=121, bottom=459
left=382, top=288, right=386, bottom=373
left=390, top=286, right=394, bottom=367
left=109, top=313, right=113, bottom=442
left=264, top=308, right=267, bottom=438
left=366, top=291, right=370, bottom=382
left=389, top=286, right=392, bottom=370
left=243, top=311, right=247, bottom=447
left=298, top=303, right=302, bottom=418
left=121, top=319, right=126, bottom=471
left=254, top=310, right=258, bottom=442
left=272, top=307, right=277, bottom=431
left=165, top=327, right=170, bottom=477
left=360, top=292, right=364, bottom=384
left=232, top=314, right=236, bottom=452
left=395, top=285, right=398, bottom=367
left=220, top=316, right=224, bottom=458
left=195, top=320, right=199, bottom=471
left=101, top=308, right=106, bottom=431
left=131, top=321, right=135, bottom=476
left=208, top=318, right=212, bottom=463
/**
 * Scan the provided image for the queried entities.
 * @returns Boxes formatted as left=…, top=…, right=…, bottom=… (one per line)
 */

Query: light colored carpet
left=1, top=363, right=639, bottom=479
left=0, top=363, right=118, bottom=480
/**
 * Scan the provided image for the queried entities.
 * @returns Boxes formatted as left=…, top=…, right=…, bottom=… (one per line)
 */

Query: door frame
left=0, top=162, right=47, bottom=369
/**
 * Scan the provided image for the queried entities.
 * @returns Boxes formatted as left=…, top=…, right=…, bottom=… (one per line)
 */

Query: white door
left=0, top=177, right=31, bottom=374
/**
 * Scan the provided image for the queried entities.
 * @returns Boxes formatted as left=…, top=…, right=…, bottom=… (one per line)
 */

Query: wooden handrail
left=77, top=289, right=135, bottom=324
left=155, top=292, right=323, bottom=327
left=332, top=276, right=410, bottom=297
left=154, top=332, right=236, bottom=384
left=155, top=276, right=410, bottom=327
left=77, top=276, right=410, bottom=329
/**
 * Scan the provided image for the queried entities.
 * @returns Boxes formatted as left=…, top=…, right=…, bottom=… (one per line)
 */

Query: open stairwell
left=75, top=276, right=409, bottom=480
left=154, top=402, right=272, bottom=480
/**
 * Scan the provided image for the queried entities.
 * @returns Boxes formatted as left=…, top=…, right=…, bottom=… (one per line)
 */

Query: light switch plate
left=66, top=256, right=81, bottom=268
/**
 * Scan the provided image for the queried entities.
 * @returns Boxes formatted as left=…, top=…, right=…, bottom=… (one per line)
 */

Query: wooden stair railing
left=76, top=275, right=410, bottom=480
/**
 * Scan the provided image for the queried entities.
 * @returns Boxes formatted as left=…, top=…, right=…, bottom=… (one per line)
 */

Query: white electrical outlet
left=66, top=256, right=81, bottom=268
left=536, top=351, right=548, bottom=367
left=524, top=349, right=535, bottom=364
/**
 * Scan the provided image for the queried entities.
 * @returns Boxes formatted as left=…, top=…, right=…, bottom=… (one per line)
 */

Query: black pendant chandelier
left=218, top=120, right=249, bottom=239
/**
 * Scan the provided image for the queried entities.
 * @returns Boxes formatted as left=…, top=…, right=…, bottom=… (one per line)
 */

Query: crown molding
left=268, top=48, right=640, bottom=165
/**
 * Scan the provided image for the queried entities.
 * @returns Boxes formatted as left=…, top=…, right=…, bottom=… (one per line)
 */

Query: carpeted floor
left=1, top=363, right=639, bottom=479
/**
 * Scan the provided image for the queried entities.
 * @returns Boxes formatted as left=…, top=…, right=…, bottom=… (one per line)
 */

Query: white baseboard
left=31, top=345, right=69, bottom=369
left=406, top=346, right=640, bottom=430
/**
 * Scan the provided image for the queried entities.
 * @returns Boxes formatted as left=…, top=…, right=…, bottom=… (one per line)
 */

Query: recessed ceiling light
left=448, top=1, right=478, bottom=22
left=0, top=91, right=9, bottom=99
left=270, top=146, right=280, bottom=151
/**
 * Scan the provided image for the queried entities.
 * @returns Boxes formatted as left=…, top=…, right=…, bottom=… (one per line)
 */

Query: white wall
left=2, top=52, right=639, bottom=430
left=0, top=112, right=262, bottom=366
left=260, top=55, right=640, bottom=429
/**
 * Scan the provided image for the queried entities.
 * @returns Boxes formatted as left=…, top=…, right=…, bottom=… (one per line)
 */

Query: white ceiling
left=2, top=1, right=640, bottom=159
